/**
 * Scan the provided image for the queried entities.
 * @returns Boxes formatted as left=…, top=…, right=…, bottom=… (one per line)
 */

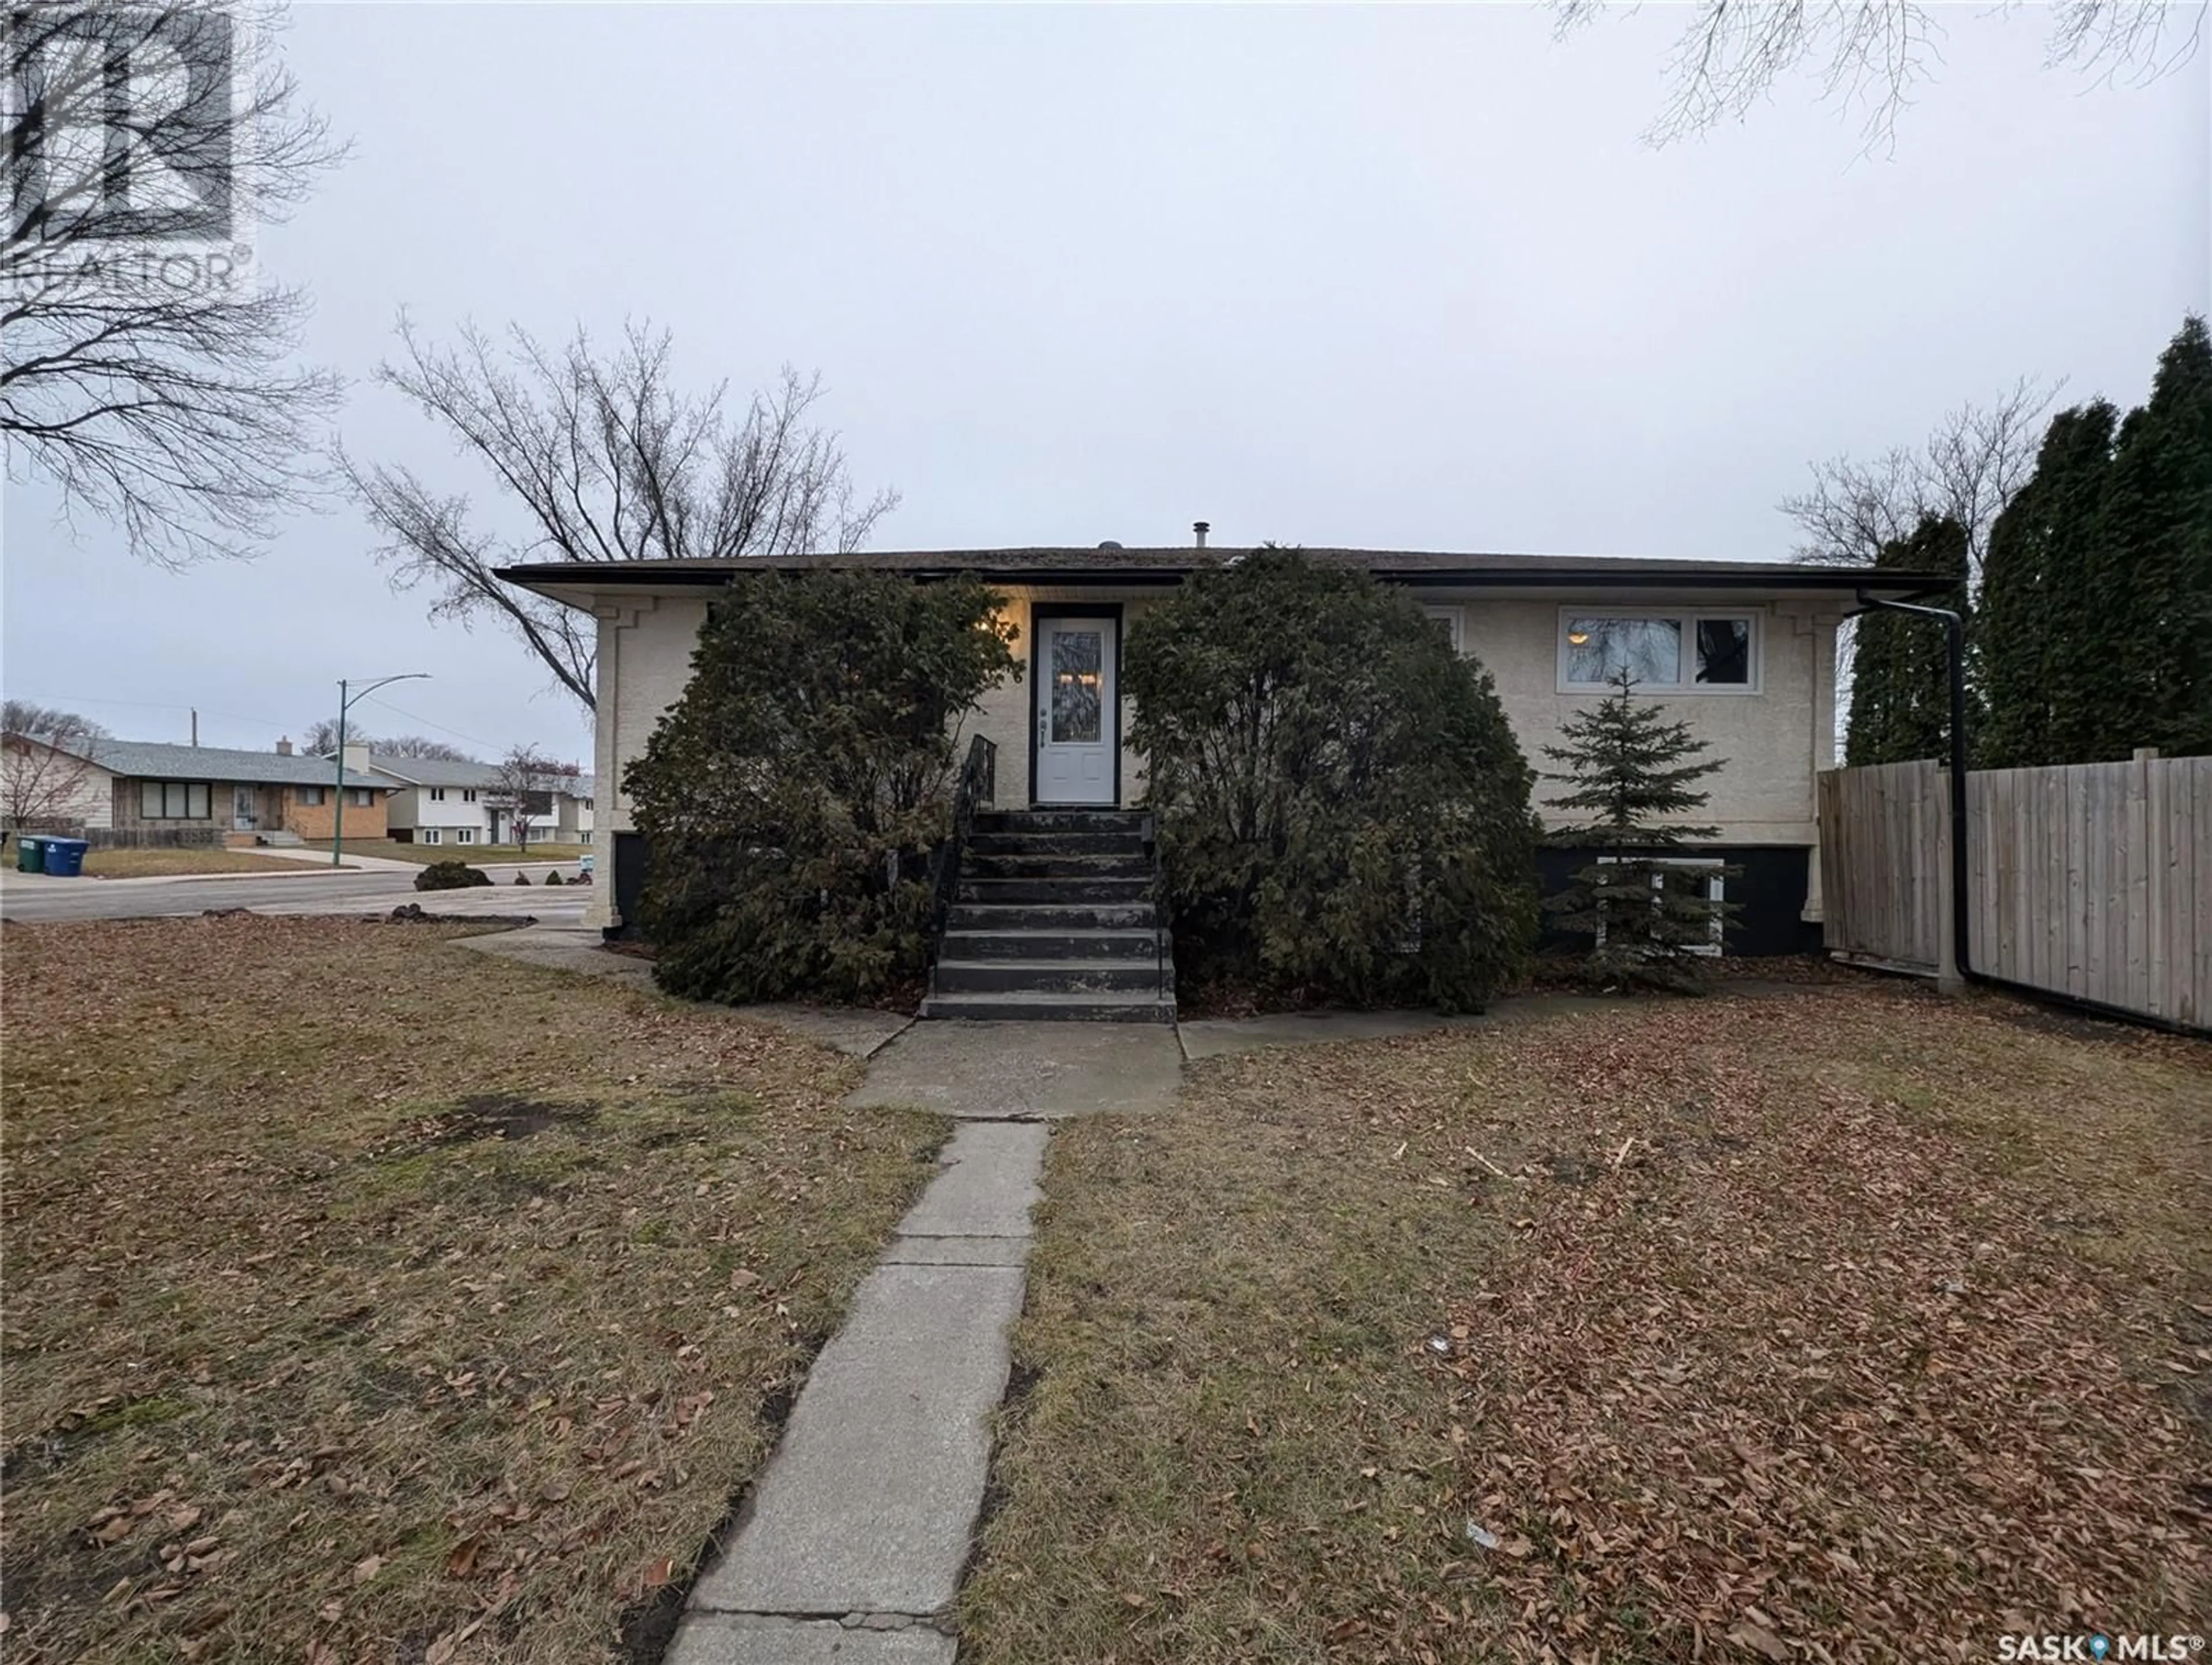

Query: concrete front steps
left=922, top=810, right=1176, bottom=1023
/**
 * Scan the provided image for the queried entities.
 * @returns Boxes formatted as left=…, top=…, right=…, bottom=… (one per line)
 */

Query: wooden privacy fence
left=1817, top=752, right=2212, bottom=1032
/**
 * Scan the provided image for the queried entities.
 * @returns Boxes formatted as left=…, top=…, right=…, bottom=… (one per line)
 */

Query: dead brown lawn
left=961, top=983, right=2212, bottom=1665
left=79, top=848, right=344, bottom=878
left=0, top=916, right=944, bottom=1663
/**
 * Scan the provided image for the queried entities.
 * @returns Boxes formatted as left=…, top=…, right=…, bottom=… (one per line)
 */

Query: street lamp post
left=332, top=674, right=429, bottom=866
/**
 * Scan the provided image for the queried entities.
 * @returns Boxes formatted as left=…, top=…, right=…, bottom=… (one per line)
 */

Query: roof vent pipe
left=1194, top=520, right=1209, bottom=550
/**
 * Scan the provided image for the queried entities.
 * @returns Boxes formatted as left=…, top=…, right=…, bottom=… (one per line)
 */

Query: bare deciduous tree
left=1554, top=1, right=2200, bottom=150
left=1, top=702, right=106, bottom=827
left=2, top=1, right=347, bottom=568
left=297, top=718, right=469, bottom=761
left=375, top=733, right=471, bottom=762
left=343, top=318, right=899, bottom=711
left=1782, top=378, right=2058, bottom=749
left=1780, top=376, right=2057, bottom=583
left=486, top=743, right=573, bottom=853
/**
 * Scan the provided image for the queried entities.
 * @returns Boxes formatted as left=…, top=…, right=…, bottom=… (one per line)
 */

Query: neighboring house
left=2, top=733, right=117, bottom=829
left=496, top=545, right=1953, bottom=950
left=376, top=757, right=498, bottom=849
left=20, top=736, right=403, bottom=843
left=551, top=776, right=595, bottom=845
left=377, top=758, right=593, bottom=848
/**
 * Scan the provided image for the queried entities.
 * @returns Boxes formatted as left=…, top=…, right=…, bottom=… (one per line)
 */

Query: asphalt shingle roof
left=366, top=756, right=505, bottom=788
left=81, top=739, right=408, bottom=790
left=369, top=757, right=592, bottom=794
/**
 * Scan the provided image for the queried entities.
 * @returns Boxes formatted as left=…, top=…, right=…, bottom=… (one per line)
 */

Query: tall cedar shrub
left=2096, top=315, right=2212, bottom=759
left=1845, top=514, right=1973, bottom=767
left=1541, top=670, right=1735, bottom=991
left=624, top=570, right=1018, bottom=1002
left=1976, top=403, right=2120, bottom=768
left=1976, top=318, right=2212, bottom=766
left=1122, top=547, right=1539, bottom=1011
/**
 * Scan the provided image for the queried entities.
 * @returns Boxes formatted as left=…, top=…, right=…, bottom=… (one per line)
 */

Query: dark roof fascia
left=493, top=561, right=1962, bottom=596
left=1366, top=568, right=1960, bottom=594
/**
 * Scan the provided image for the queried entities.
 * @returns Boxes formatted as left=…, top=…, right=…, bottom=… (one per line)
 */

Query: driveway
left=0, top=864, right=590, bottom=924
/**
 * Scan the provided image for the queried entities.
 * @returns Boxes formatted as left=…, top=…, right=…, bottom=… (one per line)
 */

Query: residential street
left=0, top=864, right=589, bottom=924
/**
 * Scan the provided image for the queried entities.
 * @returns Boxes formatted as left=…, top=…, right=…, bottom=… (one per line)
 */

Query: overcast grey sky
left=3, top=2, right=2206, bottom=760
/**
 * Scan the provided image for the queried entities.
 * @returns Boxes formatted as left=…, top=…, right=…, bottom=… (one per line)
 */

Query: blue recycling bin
left=41, top=837, right=88, bottom=877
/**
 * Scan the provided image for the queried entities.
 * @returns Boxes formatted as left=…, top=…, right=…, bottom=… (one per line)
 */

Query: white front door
left=233, top=786, right=257, bottom=831
left=1034, top=616, right=1117, bottom=805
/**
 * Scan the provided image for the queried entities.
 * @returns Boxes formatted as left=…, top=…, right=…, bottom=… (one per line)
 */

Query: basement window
left=421, top=828, right=441, bottom=845
left=1560, top=610, right=1756, bottom=693
left=1594, top=856, right=1726, bottom=955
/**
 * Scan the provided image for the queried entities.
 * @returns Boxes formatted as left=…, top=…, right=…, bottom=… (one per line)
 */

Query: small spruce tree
left=1541, top=670, right=1735, bottom=991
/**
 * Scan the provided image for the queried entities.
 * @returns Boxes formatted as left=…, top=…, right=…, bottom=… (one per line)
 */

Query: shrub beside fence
left=1818, top=751, right=2210, bottom=1031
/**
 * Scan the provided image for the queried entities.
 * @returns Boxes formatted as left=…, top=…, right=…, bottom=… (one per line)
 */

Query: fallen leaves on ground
left=0, top=915, right=944, bottom=1663
left=962, top=980, right=2211, bottom=1664
left=1443, top=994, right=2210, bottom=1660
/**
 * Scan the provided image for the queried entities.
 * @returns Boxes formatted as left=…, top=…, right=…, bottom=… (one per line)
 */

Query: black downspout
left=1854, top=595, right=1972, bottom=981
left=1847, top=593, right=2207, bottom=1038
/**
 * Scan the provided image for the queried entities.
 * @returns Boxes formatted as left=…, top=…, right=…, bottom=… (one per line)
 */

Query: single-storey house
left=376, top=757, right=593, bottom=849
left=10, top=736, right=406, bottom=843
left=497, top=544, right=1953, bottom=957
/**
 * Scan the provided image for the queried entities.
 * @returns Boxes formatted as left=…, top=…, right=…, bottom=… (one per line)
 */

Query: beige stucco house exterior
left=498, top=545, right=1954, bottom=949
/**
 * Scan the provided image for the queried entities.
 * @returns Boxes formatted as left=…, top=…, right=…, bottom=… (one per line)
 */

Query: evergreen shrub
left=1124, top=547, right=1539, bottom=1011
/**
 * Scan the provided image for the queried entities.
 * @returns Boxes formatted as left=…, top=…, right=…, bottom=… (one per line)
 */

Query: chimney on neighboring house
left=1194, top=520, right=1210, bottom=551
left=274, top=736, right=293, bottom=756
left=341, top=742, right=371, bottom=776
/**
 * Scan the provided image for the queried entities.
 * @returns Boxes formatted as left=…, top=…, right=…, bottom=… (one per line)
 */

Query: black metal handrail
left=926, top=734, right=997, bottom=969
left=1141, top=809, right=1167, bottom=996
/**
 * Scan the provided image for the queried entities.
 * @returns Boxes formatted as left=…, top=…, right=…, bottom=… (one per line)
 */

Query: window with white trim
left=456, top=828, right=475, bottom=844
left=1560, top=610, right=1756, bottom=692
left=462, top=789, right=478, bottom=803
left=429, top=787, right=446, bottom=802
left=1595, top=856, right=1726, bottom=955
left=141, top=781, right=211, bottom=819
left=421, top=828, right=441, bottom=845
left=1421, top=605, right=1464, bottom=654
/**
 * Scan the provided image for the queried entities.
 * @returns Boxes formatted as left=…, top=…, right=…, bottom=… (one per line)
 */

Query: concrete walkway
left=449, top=923, right=1840, bottom=1663
left=673, top=1120, right=1046, bottom=1664
left=846, top=1018, right=1183, bottom=1119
